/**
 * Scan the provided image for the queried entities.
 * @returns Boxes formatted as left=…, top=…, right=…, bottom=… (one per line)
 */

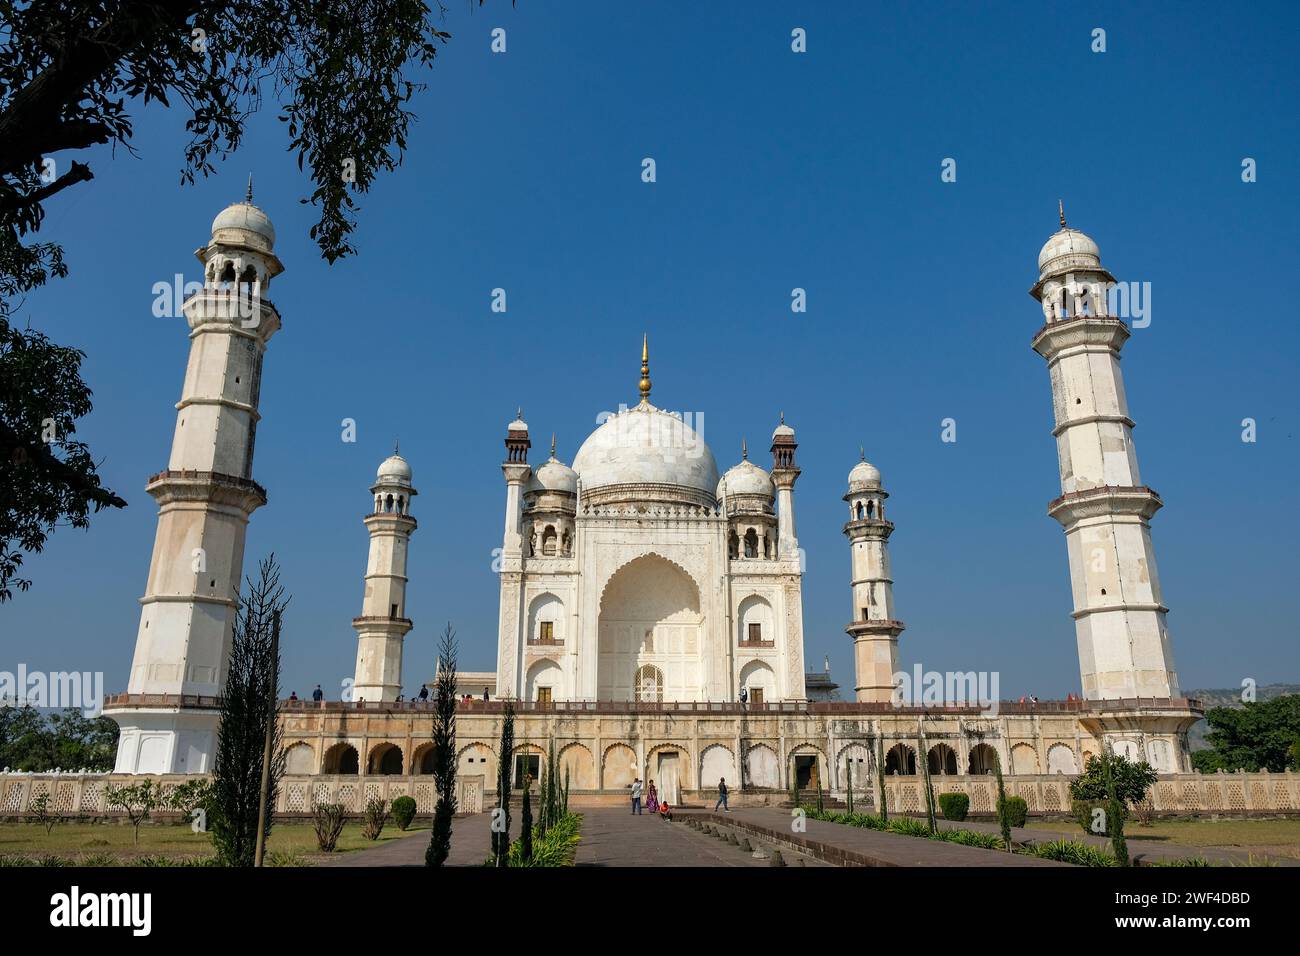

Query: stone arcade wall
left=877, top=770, right=1300, bottom=817
left=3, top=769, right=1298, bottom=819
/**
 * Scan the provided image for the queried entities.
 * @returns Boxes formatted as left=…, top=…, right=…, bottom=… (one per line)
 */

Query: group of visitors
left=630, top=777, right=673, bottom=820
left=629, top=776, right=732, bottom=819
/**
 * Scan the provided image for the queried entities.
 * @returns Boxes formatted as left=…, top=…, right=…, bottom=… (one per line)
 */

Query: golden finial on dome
left=1059, top=198, right=1067, bottom=228
left=638, top=333, right=652, bottom=404
left=742, top=437, right=748, bottom=460
left=860, top=445, right=865, bottom=461
left=246, top=174, right=254, bottom=204
left=550, top=433, right=556, bottom=457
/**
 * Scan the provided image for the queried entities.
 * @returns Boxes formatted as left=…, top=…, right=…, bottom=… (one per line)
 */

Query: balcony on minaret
left=505, top=413, right=530, bottom=464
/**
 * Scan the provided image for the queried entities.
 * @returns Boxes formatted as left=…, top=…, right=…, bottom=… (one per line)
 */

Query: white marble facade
left=494, top=348, right=807, bottom=704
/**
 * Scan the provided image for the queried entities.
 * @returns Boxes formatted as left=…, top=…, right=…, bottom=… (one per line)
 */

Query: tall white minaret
left=1030, top=205, right=1179, bottom=700
left=494, top=411, right=531, bottom=698
left=351, top=450, right=418, bottom=702
left=843, top=453, right=904, bottom=702
left=108, top=185, right=284, bottom=773
left=769, top=413, right=800, bottom=557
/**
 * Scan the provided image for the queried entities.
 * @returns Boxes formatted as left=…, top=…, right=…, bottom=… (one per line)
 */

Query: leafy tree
left=0, top=706, right=118, bottom=770
left=1069, top=750, right=1158, bottom=806
left=210, top=555, right=288, bottom=866
left=0, top=0, right=504, bottom=598
left=47, top=710, right=119, bottom=770
left=1193, top=695, right=1300, bottom=773
left=0, top=0, right=482, bottom=263
left=0, top=705, right=51, bottom=769
left=0, top=319, right=125, bottom=601
left=425, top=622, right=457, bottom=866
left=27, top=790, right=57, bottom=835
left=166, top=777, right=213, bottom=827
left=105, top=778, right=160, bottom=843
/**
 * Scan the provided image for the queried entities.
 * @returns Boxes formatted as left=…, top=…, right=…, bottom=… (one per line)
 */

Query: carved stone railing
left=0, top=773, right=485, bottom=818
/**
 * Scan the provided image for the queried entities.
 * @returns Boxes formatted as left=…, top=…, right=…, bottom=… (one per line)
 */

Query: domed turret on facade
left=1030, top=203, right=1117, bottom=322
left=196, top=177, right=284, bottom=288
left=717, top=441, right=774, bottom=501
left=847, top=454, right=881, bottom=492
left=211, top=199, right=276, bottom=249
left=376, top=452, right=413, bottom=486
left=531, top=437, right=578, bottom=496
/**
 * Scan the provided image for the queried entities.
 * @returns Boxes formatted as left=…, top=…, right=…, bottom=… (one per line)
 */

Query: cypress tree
left=211, top=556, right=287, bottom=867
left=562, top=763, right=570, bottom=815
left=876, top=734, right=888, bottom=823
left=1104, top=744, right=1130, bottom=866
left=845, top=757, right=854, bottom=815
left=425, top=623, right=458, bottom=866
left=492, top=700, right=515, bottom=867
left=919, top=732, right=937, bottom=834
left=993, top=746, right=1012, bottom=851
left=519, top=773, right=534, bottom=864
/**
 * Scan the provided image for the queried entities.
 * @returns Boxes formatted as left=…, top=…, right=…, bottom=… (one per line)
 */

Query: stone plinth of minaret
left=352, top=452, right=418, bottom=702
left=1030, top=210, right=1179, bottom=701
left=107, top=188, right=283, bottom=773
left=843, top=455, right=905, bottom=702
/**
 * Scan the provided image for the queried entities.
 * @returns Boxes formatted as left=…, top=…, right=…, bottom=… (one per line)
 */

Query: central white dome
left=572, top=404, right=719, bottom=498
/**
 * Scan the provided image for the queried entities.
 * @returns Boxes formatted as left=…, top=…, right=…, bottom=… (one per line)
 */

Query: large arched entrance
left=597, top=554, right=704, bottom=701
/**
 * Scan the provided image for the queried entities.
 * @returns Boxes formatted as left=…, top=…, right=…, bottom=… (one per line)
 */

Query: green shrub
left=1072, top=798, right=1125, bottom=836
left=312, top=802, right=347, bottom=852
left=494, top=812, right=583, bottom=867
left=887, top=817, right=932, bottom=838
left=391, top=795, right=417, bottom=831
left=998, top=795, right=1028, bottom=828
left=938, top=793, right=969, bottom=821
left=361, top=797, right=388, bottom=841
left=265, top=849, right=309, bottom=867
left=1026, top=838, right=1118, bottom=867
left=942, top=828, right=1003, bottom=850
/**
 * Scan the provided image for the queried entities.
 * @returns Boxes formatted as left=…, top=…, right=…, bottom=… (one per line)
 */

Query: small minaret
left=351, top=449, right=418, bottom=702
left=1030, top=206, right=1179, bottom=700
left=108, top=185, right=284, bottom=773
left=843, top=452, right=905, bottom=703
left=769, top=413, right=800, bottom=558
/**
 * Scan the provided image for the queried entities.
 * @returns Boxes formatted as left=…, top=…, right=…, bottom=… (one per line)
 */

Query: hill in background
left=1184, top=684, right=1300, bottom=750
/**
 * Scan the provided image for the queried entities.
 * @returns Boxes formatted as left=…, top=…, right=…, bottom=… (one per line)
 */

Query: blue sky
left=4, top=0, right=1298, bottom=700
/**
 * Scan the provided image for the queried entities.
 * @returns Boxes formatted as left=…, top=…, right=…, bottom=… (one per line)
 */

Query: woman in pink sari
left=645, top=779, right=659, bottom=813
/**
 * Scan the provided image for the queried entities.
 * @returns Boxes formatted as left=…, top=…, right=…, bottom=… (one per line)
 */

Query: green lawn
left=1025, top=818, right=1300, bottom=858
left=0, top=820, right=426, bottom=864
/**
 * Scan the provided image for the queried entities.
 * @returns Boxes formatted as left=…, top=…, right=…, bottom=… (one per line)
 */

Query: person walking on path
left=631, top=777, right=643, bottom=815
left=645, top=780, right=659, bottom=813
left=715, top=777, right=730, bottom=812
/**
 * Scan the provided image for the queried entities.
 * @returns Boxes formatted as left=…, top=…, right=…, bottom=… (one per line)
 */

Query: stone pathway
left=574, top=808, right=826, bottom=867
